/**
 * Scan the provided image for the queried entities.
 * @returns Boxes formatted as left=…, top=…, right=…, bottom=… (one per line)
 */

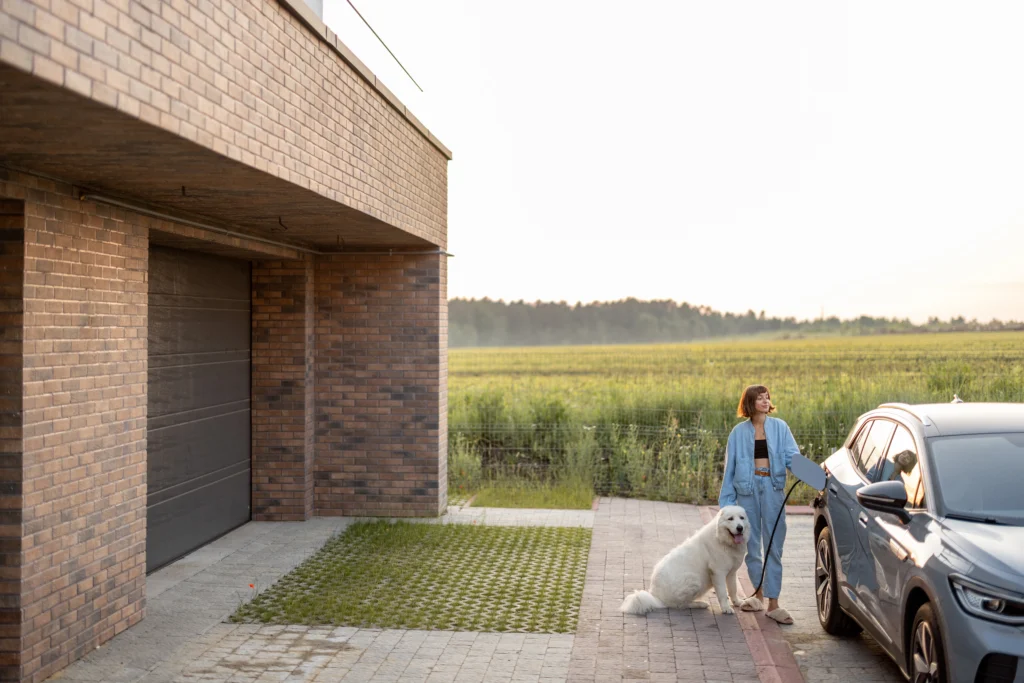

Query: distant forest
left=448, top=297, right=1024, bottom=347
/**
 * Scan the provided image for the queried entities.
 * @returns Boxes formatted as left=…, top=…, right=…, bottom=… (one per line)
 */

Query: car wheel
left=910, top=603, right=946, bottom=683
left=815, top=525, right=862, bottom=636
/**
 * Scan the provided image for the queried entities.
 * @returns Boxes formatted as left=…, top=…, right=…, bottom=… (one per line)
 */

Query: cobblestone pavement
left=48, top=519, right=353, bottom=683
left=172, top=626, right=573, bottom=682
left=48, top=503, right=909, bottom=683
left=570, top=498, right=761, bottom=683
left=48, top=508, right=588, bottom=683
left=778, top=516, right=905, bottom=683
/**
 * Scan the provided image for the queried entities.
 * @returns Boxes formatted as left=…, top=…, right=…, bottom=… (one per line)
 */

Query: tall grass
left=447, top=331, right=1024, bottom=505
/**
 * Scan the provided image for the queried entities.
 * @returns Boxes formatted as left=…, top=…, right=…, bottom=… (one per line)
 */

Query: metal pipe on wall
left=79, top=192, right=452, bottom=258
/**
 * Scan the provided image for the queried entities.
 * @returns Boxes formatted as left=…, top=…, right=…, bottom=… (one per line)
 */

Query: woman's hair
left=737, top=384, right=775, bottom=418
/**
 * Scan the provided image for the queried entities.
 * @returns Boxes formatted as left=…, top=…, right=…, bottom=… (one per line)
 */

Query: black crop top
left=754, top=438, right=768, bottom=460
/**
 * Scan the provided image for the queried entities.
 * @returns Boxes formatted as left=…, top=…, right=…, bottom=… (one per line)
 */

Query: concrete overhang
left=0, top=62, right=436, bottom=253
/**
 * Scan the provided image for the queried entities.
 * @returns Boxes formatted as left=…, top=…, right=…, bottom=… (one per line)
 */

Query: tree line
left=448, top=297, right=1024, bottom=347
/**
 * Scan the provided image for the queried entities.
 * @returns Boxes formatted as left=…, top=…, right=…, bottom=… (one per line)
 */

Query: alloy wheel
left=912, top=619, right=939, bottom=682
left=815, top=536, right=832, bottom=621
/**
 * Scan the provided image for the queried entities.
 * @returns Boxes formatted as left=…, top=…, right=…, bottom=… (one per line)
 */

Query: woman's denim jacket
left=718, top=417, right=800, bottom=507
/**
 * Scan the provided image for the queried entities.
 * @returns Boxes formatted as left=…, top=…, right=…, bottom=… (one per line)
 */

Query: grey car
left=812, top=402, right=1024, bottom=683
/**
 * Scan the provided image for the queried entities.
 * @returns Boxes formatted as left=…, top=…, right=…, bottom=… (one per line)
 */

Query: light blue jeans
left=736, top=469, right=787, bottom=599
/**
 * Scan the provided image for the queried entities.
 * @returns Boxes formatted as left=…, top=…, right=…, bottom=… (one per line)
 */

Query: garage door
left=147, top=246, right=251, bottom=572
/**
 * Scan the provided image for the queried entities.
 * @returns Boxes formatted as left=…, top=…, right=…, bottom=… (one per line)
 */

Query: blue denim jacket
left=718, top=417, right=800, bottom=507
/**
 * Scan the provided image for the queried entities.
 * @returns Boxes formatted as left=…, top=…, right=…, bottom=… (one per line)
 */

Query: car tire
left=909, top=603, right=947, bottom=683
left=815, top=525, right=862, bottom=636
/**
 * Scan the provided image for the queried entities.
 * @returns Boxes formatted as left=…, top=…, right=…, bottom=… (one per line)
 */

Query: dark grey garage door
left=147, top=246, right=251, bottom=572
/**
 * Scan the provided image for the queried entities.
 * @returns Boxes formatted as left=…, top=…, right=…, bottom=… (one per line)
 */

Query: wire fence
left=447, top=335, right=1024, bottom=501
left=447, top=422, right=847, bottom=502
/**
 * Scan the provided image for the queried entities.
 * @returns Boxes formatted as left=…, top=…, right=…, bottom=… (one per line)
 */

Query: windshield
left=929, top=432, right=1024, bottom=524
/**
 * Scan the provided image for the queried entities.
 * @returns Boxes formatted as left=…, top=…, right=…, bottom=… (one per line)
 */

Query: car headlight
left=950, top=575, right=1024, bottom=625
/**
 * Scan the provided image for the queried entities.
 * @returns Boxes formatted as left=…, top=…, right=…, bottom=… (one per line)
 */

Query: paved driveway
left=779, top=515, right=904, bottom=683
left=48, top=501, right=908, bottom=683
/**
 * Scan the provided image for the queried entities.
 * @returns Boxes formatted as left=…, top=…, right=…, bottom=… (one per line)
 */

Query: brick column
left=251, top=259, right=315, bottom=521
left=16, top=182, right=148, bottom=683
left=0, top=201, right=23, bottom=683
left=314, top=252, right=447, bottom=517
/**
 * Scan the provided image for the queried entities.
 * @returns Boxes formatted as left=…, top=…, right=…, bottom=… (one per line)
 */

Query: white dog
left=620, top=505, right=751, bottom=615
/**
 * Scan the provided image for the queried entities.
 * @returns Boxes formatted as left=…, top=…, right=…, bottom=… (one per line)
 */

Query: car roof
left=875, top=402, right=1024, bottom=436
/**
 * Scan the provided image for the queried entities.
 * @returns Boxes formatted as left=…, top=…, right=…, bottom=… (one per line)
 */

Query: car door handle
left=828, top=484, right=839, bottom=495
left=858, top=512, right=869, bottom=527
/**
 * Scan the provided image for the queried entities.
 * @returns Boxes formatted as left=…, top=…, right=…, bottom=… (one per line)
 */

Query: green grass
left=471, top=480, right=594, bottom=509
left=450, top=331, right=1024, bottom=440
left=230, top=521, right=592, bottom=633
left=447, top=331, right=1024, bottom=506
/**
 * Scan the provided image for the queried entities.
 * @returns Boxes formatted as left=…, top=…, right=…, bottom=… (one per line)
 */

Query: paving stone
left=45, top=498, right=909, bottom=683
left=779, top=516, right=904, bottom=682
left=568, top=497, right=758, bottom=682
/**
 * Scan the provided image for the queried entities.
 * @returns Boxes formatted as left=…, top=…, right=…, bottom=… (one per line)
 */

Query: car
left=812, top=401, right=1024, bottom=683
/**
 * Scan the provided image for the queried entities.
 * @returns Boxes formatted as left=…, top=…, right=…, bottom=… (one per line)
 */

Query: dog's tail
left=620, top=590, right=665, bottom=614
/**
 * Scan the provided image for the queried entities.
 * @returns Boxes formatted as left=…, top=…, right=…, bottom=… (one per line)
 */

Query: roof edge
left=275, top=0, right=453, bottom=161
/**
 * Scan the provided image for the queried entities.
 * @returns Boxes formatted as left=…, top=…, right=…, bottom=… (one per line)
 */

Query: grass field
left=447, top=331, right=1024, bottom=506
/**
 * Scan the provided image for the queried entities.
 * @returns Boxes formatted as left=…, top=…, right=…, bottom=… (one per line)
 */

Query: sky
left=324, top=0, right=1024, bottom=324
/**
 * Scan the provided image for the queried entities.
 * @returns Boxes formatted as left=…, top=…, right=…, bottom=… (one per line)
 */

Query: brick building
left=0, top=0, right=451, bottom=678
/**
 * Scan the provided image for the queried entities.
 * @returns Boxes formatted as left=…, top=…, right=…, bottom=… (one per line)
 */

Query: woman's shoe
left=739, top=596, right=764, bottom=612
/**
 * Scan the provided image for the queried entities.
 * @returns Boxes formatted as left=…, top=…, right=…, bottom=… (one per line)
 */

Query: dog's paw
left=721, top=604, right=735, bottom=615
left=686, top=600, right=709, bottom=610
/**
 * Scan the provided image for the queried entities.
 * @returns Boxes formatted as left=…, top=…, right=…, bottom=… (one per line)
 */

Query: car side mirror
left=857, top=480, right=911, bottom=524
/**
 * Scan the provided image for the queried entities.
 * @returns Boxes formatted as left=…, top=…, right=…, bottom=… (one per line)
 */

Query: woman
left=718, top=384, right=800, bottom=624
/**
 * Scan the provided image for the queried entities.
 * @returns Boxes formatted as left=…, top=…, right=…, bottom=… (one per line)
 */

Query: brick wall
left=0, top=167, right=450, bottom=681
left=0, top=169, right=149, bottom=683
left=0, top=0, right=448, bottom=246
left=0, top=201, right=23, bottom=681
left=314, top=252, right=447, bottom=517
left=437, top=259, right=448, bottom=515
left=252, top=258, right=315, bottom=521
left=304, top=258, right=315, bottom=515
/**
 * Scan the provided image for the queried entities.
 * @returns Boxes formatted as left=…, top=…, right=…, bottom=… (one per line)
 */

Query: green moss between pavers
left=230, top=521, right=592, bottom=633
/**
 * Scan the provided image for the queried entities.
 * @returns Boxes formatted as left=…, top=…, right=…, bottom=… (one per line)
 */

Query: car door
left=863, top=424, right=926, bottom=657
left=849, top=418, right=897, bottom=640
left=826, top=419, right=875, bottom=613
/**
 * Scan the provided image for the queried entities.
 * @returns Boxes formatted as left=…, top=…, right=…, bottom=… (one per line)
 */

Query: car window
left=857, top=419, right=896, bottom=481
left=929, top=433, right=1024, bottom=521
left=878, top=425, right=926, bottom=507
left=902, top=455, right=926, bottom=508
left=874, top=425, right=916, bottom=482
left=850, top=421, right=873, bottom=464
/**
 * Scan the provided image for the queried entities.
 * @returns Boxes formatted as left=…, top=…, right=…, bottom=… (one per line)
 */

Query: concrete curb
left=700, top=505, right=805, bottom=683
